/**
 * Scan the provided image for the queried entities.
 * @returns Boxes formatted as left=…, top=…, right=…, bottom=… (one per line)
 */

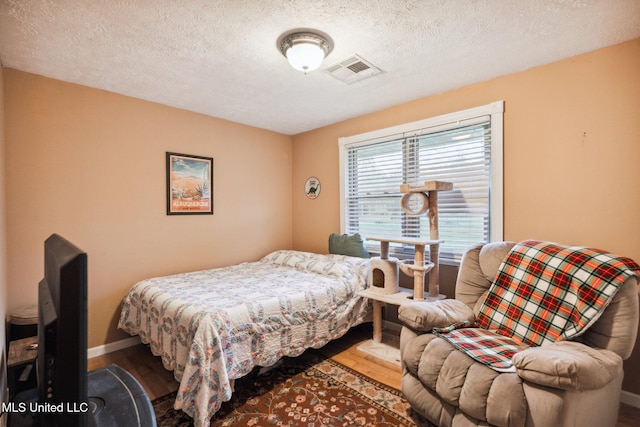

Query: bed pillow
left=328, top=233, right=370, bottom=258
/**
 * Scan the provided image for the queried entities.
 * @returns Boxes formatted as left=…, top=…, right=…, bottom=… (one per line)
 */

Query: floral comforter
left=118, top=250, right=371, bottom=427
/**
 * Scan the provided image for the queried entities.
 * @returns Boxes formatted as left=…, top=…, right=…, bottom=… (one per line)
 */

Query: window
left=339, top=101, right=503, bottom=265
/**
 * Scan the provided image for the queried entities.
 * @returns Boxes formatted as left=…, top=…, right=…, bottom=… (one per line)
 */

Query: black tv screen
left=37, top=234, right=88, bottom=427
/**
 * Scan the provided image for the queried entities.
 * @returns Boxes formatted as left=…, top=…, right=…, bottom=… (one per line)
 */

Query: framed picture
left=304, top=176, right=321, bottom=199
left=166, top=152, right=213, bottom=215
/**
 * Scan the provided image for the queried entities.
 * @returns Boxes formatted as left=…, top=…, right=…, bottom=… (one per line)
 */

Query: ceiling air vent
left=324, top=54, right=382, bottom=84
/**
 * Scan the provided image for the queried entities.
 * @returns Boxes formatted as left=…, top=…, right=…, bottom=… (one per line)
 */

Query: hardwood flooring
left=89, top=323, right=640, bottom=426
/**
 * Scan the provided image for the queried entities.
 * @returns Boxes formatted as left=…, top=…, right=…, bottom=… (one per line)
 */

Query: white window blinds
left=339, top=102, right=503, bottom=265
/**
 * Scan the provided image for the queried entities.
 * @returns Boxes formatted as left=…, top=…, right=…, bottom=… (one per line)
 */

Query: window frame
left=338, top=101, right=504, bottom=265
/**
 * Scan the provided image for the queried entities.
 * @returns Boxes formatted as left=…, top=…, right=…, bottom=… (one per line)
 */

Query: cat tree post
left=412, top=243, right=426, bottom=300
left=379, top=241, right=390, bottom=259
left=427, top=187, right=440, bottom=300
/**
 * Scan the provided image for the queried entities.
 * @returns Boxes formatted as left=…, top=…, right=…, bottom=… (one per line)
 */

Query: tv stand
left=8, top=364, right=156, bottom=427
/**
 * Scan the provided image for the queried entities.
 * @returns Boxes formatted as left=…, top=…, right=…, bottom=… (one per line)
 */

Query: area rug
left=152, top=351, right=431, bottom=426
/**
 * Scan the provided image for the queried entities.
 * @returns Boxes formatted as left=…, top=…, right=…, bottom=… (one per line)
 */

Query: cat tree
left=360, top=180, right=453, bottom=344
left=367, top=180, right=452, bottom=300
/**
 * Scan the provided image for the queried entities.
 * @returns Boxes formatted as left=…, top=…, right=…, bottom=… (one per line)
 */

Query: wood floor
left=89, top=323, right=640, bottom=426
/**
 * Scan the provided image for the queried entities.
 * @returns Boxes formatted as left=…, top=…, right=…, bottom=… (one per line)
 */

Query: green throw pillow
left=328, top=233, right=370, bottom=258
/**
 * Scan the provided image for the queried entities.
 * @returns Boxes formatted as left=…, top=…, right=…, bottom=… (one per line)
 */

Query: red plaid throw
left=435, top=240, right=640, bottom=371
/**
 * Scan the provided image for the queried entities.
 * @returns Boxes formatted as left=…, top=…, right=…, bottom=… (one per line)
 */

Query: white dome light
left=278, top=31, right=333, bottom=74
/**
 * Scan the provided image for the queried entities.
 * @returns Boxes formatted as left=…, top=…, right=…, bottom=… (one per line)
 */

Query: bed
left=118, top=249, right=371, bottom=427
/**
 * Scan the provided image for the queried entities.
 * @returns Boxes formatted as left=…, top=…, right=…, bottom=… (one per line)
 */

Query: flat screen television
left=37, top=234, right=88, bottom=427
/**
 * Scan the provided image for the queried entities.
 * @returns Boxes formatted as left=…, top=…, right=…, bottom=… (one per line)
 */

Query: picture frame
left=304, top=176, right=321, bottom=199
left=166, top=152, right=214, bottom=215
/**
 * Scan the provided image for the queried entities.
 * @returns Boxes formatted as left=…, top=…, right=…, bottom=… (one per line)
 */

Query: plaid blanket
left=435, top=240, right=640, bottom=371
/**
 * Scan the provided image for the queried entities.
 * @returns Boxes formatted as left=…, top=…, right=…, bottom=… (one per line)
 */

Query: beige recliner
left=399, top=241, right=639, bottom=427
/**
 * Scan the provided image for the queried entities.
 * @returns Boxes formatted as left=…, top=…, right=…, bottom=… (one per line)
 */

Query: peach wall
left=4, top=69, right=293, bottom=348
left=292, top=39, right=640, bottom=393
left=0, top=64, right=8, bottom=412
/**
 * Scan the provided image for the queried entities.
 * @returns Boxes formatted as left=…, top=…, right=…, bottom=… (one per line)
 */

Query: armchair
left=399, top=241, right=639, bottom=427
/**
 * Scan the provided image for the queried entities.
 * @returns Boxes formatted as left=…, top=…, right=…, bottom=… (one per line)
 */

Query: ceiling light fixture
left=278, top=30, right=334, bottom=73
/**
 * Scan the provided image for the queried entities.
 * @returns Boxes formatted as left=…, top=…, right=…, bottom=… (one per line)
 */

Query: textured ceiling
left=1, top=0, right=639, bottom=135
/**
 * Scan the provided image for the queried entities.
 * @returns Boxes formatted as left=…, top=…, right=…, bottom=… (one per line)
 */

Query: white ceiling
left=1, top=0, right=639, bottom=135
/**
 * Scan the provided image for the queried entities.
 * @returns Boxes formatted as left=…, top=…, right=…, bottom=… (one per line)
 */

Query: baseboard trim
left=87, top=336, right=141, bottom=359
left=621, top=390, right=640, bottom=408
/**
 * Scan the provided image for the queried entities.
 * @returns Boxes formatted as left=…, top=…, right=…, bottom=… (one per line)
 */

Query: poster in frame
left=166, top=152, right=214, bottom=215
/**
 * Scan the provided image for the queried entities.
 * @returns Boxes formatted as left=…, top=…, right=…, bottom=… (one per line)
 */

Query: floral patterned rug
left=153, top=350, right=431, bottom=426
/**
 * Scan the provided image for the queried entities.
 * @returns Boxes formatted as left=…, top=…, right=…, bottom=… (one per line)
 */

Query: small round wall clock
left=304, top=176, right=321, bottom=199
